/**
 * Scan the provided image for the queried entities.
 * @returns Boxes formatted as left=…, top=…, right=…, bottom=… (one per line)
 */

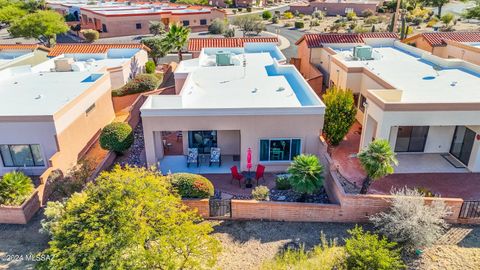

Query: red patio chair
left=255, top=164, right=266, bottom=186
left=230, top=166, right=244, bottom=188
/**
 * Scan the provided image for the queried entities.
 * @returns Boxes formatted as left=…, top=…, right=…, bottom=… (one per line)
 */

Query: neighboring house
left=47, top=43, right=150, bottom=89
left=140, top=43, right=325, bottom=173
left=296, top=33, right=480, bottom=172
left=47, top=1, right=226, bottom=38
left=290, top=0, right=380, bottom=16
left=403, top=32, right=480, bottom=66
left=0, top=44, right=50, bottom=71
left=188, top=37, right=279, bottom=58
left=0, top=57, right=115, bottom=176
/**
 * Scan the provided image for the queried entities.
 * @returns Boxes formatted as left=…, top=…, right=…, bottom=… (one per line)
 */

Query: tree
left=70, top=24, right=81, bottom=36
left=345, top=226, right=405, bottom=269
left=463, top=1, right=480, bottom=19
left=81, top=29, right=99, bottom=43
left=99, top=122, right=134, bottom=153
left=145, top=60, right=156, bottom=74
left=370, top=188, right=451, bottom=251
left=262, top=10, right=272, bottom=20
left=38, top=166, right=221, bottom=270
left=423, top=0, right=449, bottom=17
left=287, top=154, right=324, bottom=200
left=149, top=20, right=165, bottom=36
left=141, top=36, right=168, bottom=65
left=162, top=23, right=190, bottom=61
left=208, top=18, right=228, bottom=34
left=358, top=139, right=398, bottom=194
left=232, top=14, right=263, bottom=36
left=323, top=86, right=357, bottom=146
left=8, top=10, right=68, bottom=47
left=0, top=5, right=27, bottom=24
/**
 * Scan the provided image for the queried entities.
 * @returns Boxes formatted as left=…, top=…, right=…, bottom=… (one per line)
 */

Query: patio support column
left=467, top=126, right=480, bottom=172
left=144, top=129, right=157, bottom=166
left=359, top=115, right=377, bottom=151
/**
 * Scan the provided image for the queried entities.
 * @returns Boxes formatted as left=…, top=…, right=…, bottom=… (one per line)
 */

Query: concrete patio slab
left=395, top=153, right=469, bottom=174
left=159, top=155, right=239, bottom=174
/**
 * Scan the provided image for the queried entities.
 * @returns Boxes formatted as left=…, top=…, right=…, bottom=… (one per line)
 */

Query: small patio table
left=242, top=171, right=254, bottom=188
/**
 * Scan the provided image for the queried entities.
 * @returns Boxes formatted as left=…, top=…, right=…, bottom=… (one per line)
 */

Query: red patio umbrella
left=247, top=148, right=252, bottom=171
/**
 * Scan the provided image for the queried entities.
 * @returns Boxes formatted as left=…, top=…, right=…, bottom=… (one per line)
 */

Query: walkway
left=204, top=173, right=276, bottom=198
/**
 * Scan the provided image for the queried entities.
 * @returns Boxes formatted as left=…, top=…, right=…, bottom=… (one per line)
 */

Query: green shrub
left=294, top=21, right=304, bottom=28
left=271, top=15, right=279, bottom=24
left=284, top=22, right=293, bottom=27
left=112, top=74, right=160, bottom=96
left=312, top=10, right=323, bottom=19
left=346, top=11, right=357, bottom=21
left=416, top=187, right=434, bottom=197
left=262, top=10, right=272, bottom=20
left=345, top=226, right=405, bottom=270
left=362, top=9, right=374, bottom=17
left=208, top=18, right=228, bottom=34
left=283, top=11, right=294, bottom=19
left=99, top=122, right=134, bottom=153
left=323, top=86, right=357, bottom=145
left=287, top=155, right=324, bottom=196
left=252, top=185, right=270, bottom=201
left=145, top=60, right=156, bottom=74
left=310, top=19, right=320, bottom=27
left=0, top=171, right=34, bottom=206
left=246, top=7, right=252, bottom=12
left=275, top=175, right=291, bottom=190
left=170, top=173, right=214, bottom=198
left=81, top=29, right=99, bottom=43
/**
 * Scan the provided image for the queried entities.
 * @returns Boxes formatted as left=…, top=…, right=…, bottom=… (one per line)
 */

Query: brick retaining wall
left=0, top=190, right=41, bottom=224
left=182, top=199, right=210, bottom=218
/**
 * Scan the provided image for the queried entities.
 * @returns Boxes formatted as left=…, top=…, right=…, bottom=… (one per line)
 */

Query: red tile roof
left=0, top=44, right=50, bottom=51
left=420, top=32, right=480, bottom=46
left=296, top=33, right=399, bottom=48
left=188, top=37, right=279, bottom=52
left=48, top=43, right=150, bottom=57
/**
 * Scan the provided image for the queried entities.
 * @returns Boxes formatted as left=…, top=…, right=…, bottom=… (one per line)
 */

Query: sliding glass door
left=450, top=126, right=475, bottom=166
left=188, top=131, right=217, bottom=154
left=394, top=126, right=429, bottom=152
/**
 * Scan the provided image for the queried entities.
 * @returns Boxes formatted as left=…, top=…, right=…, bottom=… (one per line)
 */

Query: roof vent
left=276, top=87, right=285, bottom=92
left=34, top=94, right=42, bottom=100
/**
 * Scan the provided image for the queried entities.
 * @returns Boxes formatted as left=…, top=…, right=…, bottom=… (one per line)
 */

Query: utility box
left=215, top=51, right=232, bottom=66
left=54, top=58, right=74, bottom=72
left=353, top=46, right=373, bottom=60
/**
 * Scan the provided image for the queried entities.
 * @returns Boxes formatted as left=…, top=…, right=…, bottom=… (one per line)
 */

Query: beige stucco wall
left=0, top=50, right=49, bottom=71
left=109, top=50, right=149, bottom=89
left=434, top=44, right=480, bottom=66
left=143, top=114, right=324, bottom=172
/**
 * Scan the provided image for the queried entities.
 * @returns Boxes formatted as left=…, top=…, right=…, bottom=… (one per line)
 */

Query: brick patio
left=203, top=173, right=277, bottom=198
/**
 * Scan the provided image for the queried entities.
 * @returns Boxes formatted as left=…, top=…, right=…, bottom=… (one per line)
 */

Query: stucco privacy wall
left=142, top=114, right=324, bottom=172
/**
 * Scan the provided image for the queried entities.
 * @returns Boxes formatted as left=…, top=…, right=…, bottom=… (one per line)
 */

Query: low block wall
left=0, top=190, right=41, bottom=224
left=182, top=199, right=210, bottom=218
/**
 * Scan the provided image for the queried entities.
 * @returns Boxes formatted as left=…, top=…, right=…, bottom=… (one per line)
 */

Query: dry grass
left=0, top=213, right=478, bottom=270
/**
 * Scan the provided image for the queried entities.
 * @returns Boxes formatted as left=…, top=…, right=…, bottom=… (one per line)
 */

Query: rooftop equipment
left=215, top=51, right=232, bottom=66
left=353, top=45, right=373, bottom=60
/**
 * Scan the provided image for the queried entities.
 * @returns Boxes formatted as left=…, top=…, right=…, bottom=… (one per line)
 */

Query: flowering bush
left=170, top=173, right=214, bottom=198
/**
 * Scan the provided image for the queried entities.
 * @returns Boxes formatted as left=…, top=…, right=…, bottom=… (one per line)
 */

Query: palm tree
left=358, top=139, right=398, bottom=194
left=287, top=154, right=324, bottom=201
left=162, top=23, right=190, bottom=61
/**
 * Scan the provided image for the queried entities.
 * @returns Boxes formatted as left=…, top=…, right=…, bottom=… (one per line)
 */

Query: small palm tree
left=287, top=154, right=324, bottom=200
left=0, top=171, right=34, bottom=205
left=358, top=139, right=398, bottom=194
left=162, top=23, right=190, bottom=61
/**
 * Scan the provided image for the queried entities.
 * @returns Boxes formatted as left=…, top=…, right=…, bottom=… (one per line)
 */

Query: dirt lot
left=0, top=212, right=479, bottom=270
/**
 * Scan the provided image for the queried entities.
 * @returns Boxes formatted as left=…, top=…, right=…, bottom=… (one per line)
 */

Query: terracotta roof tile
left=421, top=32, right=480, bottom=46
left=0, top=44, right=50, bottom=51
left=187, top=37, right=279, bottom=52
left=296, top=33, right=398, bottom=48
left=48, top=43, right=149, bottom=57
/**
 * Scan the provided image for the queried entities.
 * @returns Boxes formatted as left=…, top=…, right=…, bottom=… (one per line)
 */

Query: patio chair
left=187, top=148, right=199, bottom=167
left=255, top=164, right=266, bottom=186
left=230, top=166, right=244, bottom=188
left=209, top=147, right=221, bottom=167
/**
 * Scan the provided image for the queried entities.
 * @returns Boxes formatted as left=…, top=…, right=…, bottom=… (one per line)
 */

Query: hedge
left=112, top=74, right=160, bottom=97
left=294, top=21, right=304, bottom=29
left=170, top=173, right=214, bottom=199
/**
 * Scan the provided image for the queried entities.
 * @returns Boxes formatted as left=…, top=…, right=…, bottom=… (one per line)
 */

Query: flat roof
left=142, top=45, right=324, bottom=116
left=80, top=3, right=213, bottom=16
left=0, top=62, right=107, bottom=117
left=333, top=46, right=480, bottom=103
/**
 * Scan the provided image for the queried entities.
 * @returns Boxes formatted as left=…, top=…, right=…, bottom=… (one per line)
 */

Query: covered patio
left=158, top=155, right=239, bottom=174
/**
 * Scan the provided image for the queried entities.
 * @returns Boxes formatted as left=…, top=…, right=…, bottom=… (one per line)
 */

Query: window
left=200, top=19, right=207, bottom=25
left=345, top=8, right=354, bottom=13
left=182, top=20, right=190, bottom=26
left=102, top=23, right=107, bottom=32
left=136, top=23, right=142, bottom=29
left=259, top=139, right=301, bottom=162
left=0, top=144, right=45, bottom=167
left=395, top=126, right=429, bottom=152
left=85, top=103, right=96, bottom=116
left=188, top=131, right=217, bottom=154
left=358, top=94, right=367, bottom=112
